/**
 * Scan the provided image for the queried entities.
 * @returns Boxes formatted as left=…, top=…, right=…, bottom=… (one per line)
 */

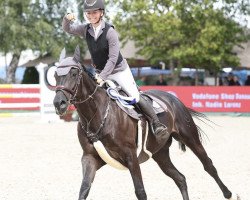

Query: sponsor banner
left=1, top=84, right=249, bottom=114
left=140, top=86, right=250, bottom=112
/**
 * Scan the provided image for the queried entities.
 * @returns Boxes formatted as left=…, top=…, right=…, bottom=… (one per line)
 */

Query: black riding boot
left=137, top=96, right=167, bottom=137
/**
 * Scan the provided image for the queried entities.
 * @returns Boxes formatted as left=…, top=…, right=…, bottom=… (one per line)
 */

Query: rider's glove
left=95, top=74, right=105, bottom=86
left=66, top=13, right=76, bottom=21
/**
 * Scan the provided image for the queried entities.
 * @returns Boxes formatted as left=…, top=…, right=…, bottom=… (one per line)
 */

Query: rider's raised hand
left=66, top=13, right=76, bottom=21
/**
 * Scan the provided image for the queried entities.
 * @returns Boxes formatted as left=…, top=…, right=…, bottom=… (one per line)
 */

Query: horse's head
left=53, top=45, right=84, bottom=115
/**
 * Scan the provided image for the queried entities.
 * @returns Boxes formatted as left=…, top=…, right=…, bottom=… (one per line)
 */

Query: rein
left=72, top=85, right=99, bottom=104
left=80, top=98, right=111, bottom=143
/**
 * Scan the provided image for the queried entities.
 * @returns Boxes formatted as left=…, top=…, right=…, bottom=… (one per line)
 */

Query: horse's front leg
left=125, top=149, right=147, bottom=200
left=78, top=154, right=105, bottom=200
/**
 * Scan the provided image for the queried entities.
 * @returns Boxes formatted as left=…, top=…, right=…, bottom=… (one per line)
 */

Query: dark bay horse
left=53, top=47, right=239, bottom=200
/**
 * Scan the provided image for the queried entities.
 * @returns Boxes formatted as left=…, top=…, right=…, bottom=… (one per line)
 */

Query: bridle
left=55, top=64, right=99, bottom=104
left=55, top=63, right=110, bottom=142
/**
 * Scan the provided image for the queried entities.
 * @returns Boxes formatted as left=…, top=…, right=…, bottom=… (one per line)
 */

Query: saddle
left=104, top=80, right=168, bottom=120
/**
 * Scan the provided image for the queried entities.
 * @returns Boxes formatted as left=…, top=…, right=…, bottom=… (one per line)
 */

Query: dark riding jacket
left=62, top=17, right=126, bottom=80
left=86, top=23, right=123, bottom=71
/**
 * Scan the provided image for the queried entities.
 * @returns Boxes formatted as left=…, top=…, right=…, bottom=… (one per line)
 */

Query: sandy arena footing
left=0, top=115, right=249, bottom=200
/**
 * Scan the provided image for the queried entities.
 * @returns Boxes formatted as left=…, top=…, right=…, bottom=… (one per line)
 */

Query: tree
left=108, top=0, right=250, bottom=85
left=0, top=0, right=85, bottom=83
left=172, top=0, right=249, bottom=85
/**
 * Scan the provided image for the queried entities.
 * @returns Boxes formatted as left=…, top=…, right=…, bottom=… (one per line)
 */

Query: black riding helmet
left=83, top=0, right=105, bottom=12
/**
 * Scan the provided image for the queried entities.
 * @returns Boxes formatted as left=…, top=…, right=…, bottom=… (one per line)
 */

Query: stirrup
left=154, top=126, right=167, bottom=136
left=152, top=122, right=167, bottom=136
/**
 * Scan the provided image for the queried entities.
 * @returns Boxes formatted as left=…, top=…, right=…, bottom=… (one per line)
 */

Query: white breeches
left=107, top=65, right=140, bottom=103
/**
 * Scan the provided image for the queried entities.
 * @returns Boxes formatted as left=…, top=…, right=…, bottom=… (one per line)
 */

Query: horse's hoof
left=228, top=193, right=241, bottom=200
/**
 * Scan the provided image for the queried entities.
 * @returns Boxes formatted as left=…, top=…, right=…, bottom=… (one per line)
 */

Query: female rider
left=62, top=0, right=167, bottom=139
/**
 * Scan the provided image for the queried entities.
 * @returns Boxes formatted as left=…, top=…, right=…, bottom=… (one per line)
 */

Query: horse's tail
left=188, top=108, right=210, bottom=122
left=179, top=108, right=213, bottom=152
left=188, top=107, right=213, bottom=144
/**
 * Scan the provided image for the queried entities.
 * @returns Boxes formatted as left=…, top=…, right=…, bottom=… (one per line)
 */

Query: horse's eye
left=72, top=72, right=77, bottom=77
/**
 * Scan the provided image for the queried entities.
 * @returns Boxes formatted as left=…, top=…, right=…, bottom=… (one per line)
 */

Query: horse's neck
left=76, top=77, right=108, bottom=127
left=80, top=76, right=96, bottom=100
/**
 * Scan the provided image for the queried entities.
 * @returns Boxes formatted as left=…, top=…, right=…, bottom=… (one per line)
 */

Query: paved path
left=0, top=116, right=249, bottom=200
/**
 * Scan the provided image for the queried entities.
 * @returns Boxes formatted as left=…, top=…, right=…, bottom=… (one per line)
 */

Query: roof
left=19, top=54, right=55, bottom=67
left=19, top=40, right=250, bottom=68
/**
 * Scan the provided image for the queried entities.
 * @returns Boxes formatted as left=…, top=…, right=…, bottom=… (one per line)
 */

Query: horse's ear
left=59, top=48, right=66, bottom=62
left=73, top=45, right=81, bottom=63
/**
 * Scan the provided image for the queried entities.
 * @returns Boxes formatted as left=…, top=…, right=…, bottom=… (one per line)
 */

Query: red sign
left=140, top=86, right=250, bottom=112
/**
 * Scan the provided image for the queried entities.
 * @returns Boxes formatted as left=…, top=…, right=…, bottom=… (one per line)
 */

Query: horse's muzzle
left=53, top=91, right=69, bottom=116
